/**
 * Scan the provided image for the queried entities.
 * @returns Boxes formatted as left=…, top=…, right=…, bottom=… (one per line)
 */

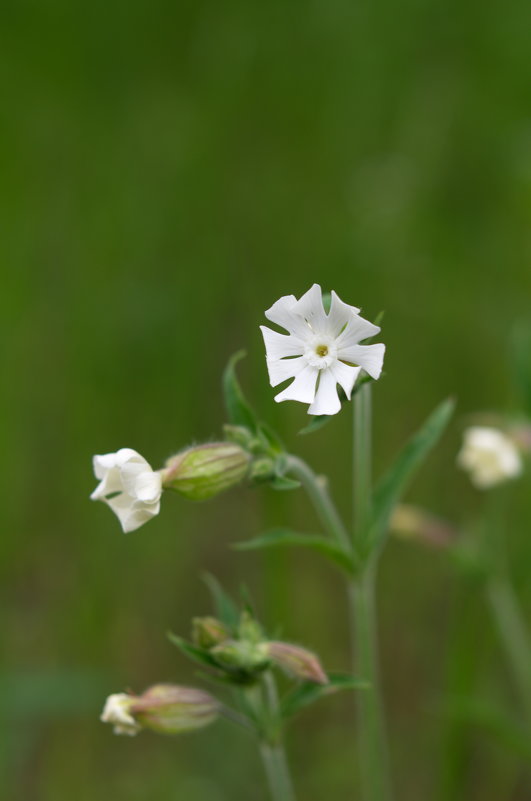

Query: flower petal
left=266, top=355, right=307, bottom=388
left=274, top=364, right=319, bottom=404
left=326, top=291, right=361, bottom=337
left=330, top=361, right=361, bottom=399
left=264, top=294, right=310, bottom=339
left=260, top=326, right=305, bottom=361
left=292, top=283, right=328, bottom=334
left=335, top=314, right=381, bottom=349
left=133, top=470, right=163, bottom=503
left=105, top=493, right=161, bottom=533
left=308, top=369, right=341, bottom=415
left=337, top=343, right=385, bottom=379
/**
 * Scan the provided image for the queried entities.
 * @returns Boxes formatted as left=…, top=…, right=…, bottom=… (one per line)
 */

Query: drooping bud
left=263, top=641, right=328, bottom=685
left=192, top=616, right=231, bottom=649
left=161, top=443, right=250, bottom=501
left=211, top=639, right=271, bottom=675
left=100, top=685, right=220, bottom=736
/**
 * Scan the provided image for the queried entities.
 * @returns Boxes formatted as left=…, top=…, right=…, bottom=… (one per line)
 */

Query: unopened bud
left=192, top=617, right=231, bottom=649
left=101, top=684, right=220, bottom=737
left=211, top=639, right=270, bottom=674
left=263, top=641, right=328, bottom=685
left=161, top=443, right=250, bottom=501
left=237, top=610, right=264, bottom=644
left=133, top=684, right=220, bottom=735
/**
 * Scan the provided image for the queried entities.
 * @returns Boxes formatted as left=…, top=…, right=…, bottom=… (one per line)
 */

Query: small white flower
left=260, top=284, right=385, bottom=415
left=100, top=693, right=140, bottom=736
left=457, top=426, right=523, bottom=489
left=91, top=448, right=162, bottom=532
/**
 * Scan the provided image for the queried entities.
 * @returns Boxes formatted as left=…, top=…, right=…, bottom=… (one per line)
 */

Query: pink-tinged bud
left=132, top=685, right=220, bottom=735
left=101, top=685, right=220, bottom=736
left=263, top=641, right=328, bottom=685
left=161, top=443, right=250, bottom=500
left=192, top=617, right=231, bottom=649
left=390, top=504, right=458, bottom=549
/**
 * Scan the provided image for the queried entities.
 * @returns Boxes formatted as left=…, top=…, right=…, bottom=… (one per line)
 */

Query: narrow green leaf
left=167, top=632, right=220, bottom=669
left=233, top=528, right=355, bottom=574
left=223, top=351, right=259, bottom=433
left=280, top=672, right=368, bottom=720
left=367, top=398, right=455, bottom=553
left=298, top=414, right=334, bottom=436
left=202, top=573, right=241, bottom=628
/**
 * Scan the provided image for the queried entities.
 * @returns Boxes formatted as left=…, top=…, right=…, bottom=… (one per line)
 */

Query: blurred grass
left=1, top=0, right=530, bottom=798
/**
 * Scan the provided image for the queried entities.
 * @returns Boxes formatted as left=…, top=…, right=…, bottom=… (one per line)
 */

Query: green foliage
left=202, top=573, right=241, bottom=630
left=223, top=351, right=259, bottom=434
left=365, top=398, right=455, bottom=554
left=233, top=527, right=355, bottom=574
left=280, top=673, right=368, bottom=720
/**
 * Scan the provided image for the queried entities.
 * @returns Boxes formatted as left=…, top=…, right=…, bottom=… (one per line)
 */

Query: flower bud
left=161, top=443, right=250, bottom=501
left=237, top=610, right=264, bottom=644
left=101, top=685, right=220, bottom=736
left=211, top=639, right=271, bottom=675
left=263, top=641, right=328, bottom=685
left=192, top=617, right=231, bottom=649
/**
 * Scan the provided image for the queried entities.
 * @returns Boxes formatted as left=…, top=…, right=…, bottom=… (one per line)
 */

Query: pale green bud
left=237, top=610, right=264, bottom=644
left=211, top=639, right=271, bottom=674
left=132, top=684, right=220, bottom=735
left=161, top=443, right=250, bottom=500
left=263, top=641, right=328, bottom=685
left=192, top=617, right=231, bottom=649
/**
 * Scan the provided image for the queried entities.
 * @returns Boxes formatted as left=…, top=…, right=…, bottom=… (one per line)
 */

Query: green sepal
left=167, top=632, right=220, bottom=669
left=202, top=573, right=241, bottom=629
left=365, top=398, right=455, bottom=555
left=280, top=672, right=368, bottom=720
left=223, top=351, right=259, bottom=434
left=232, top=528, right=355, bottom=574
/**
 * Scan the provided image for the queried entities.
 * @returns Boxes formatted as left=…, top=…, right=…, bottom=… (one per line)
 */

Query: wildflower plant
left=92, top=284, right=457, bottom=801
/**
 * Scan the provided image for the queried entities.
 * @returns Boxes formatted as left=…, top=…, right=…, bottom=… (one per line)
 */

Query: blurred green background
left=2, top=0, right=531, bottom=798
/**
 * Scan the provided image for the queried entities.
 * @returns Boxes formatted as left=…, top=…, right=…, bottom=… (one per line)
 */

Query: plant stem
left=349, top=565, right=393, bottom=801
left=486, top=574, right=531, bottom=726
left=245, top=676, right=297, bottom=801
left=481, top=493, right=531, bottom=727
left=351, top=384, right=394, bottom=801
left=259, top=741, right=297, bottom=801
left=285, top=454, right=353, bottom=556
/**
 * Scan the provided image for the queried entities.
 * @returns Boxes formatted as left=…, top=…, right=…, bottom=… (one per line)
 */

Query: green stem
left=486, top=574, right=531, bottom=725
left=349, top=565, right=393, bottom=801
left=245, top=677, right=297, bottom=801
left=259, top=741, right=296, bottom=801
left=285, top=454, right=353, bottom=556
left=351, top=384, right=393, bottom=801
left=481, top=493, right=531, bottom=727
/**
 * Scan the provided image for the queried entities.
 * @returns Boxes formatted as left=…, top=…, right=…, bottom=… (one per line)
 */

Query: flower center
left=304, top=335, right=337, bottom=368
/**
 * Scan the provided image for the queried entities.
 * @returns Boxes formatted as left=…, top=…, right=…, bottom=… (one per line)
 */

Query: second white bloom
left=90, top=448, right=162, bottom=533
left=260, top=284, right=385, bottom=416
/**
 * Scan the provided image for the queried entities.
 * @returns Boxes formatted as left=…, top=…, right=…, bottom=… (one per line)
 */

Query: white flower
left=90, top=448, right=162, bottom=532
left=457, top=426, right=523, bottom=489
left=260, top=284, right=385, bottom=415
left=100, top=693, right=140, bottom=736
